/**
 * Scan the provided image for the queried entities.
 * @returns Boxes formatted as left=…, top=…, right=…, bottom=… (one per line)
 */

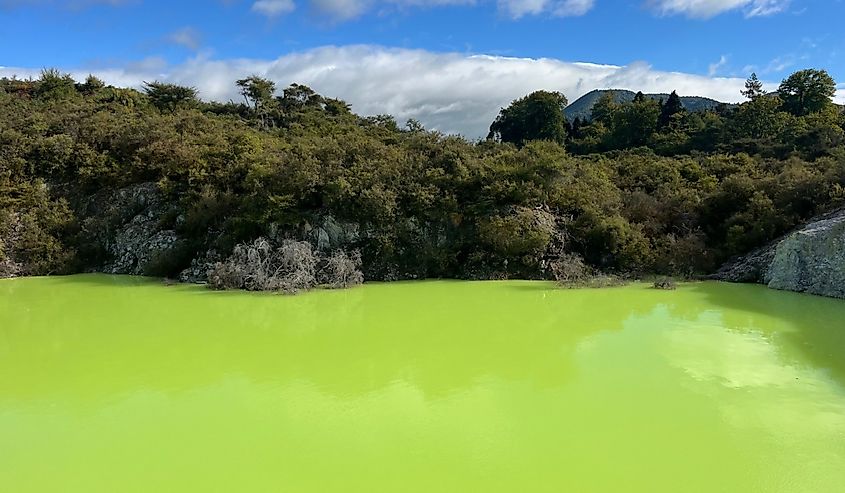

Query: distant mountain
left=564, top=89, right=730, bottom=122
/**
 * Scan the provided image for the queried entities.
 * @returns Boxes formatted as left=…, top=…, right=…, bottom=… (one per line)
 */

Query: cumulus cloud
left=251, top=0, right=296, bottom=16
left=1, top=45, right=811, bottom=137
left=648, top=0, right=791, bottom=18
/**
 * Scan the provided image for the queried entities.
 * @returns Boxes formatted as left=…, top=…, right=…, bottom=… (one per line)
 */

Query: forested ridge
left=1, top=68, right=844, bottom=286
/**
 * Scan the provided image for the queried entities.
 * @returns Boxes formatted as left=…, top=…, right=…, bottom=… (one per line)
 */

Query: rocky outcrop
left=304, top=215, right=360, bottom=252
left=714, top=207, right=845, bottom=298
left=765, top=212, right=845, bottom=298
left=89, top=183, right=177, bottom=276
left=178, top=251, right=219, bottom=284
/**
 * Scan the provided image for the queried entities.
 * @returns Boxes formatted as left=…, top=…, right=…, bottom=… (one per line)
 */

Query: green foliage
left=36, top=69, right=77, bottom=101
left=143, top=81, right=199, bottom=113
left=741, top=73, right=764, bottom=100
left=2, top=69, right=844, bottom=283
left=659, top=91, right=685, bottom=128
left=777, top=69, right=836, bottom=116
left=488, top=90, right=568, bottom=147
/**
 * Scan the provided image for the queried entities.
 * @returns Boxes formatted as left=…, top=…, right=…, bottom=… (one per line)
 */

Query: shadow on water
left=687, top=281, right=845, bottom=385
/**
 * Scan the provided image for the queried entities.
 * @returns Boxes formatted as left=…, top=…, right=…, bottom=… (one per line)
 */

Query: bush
left=548, top=252, right=591, bottom=284
left=320, top=249, right=364, bottom=289
left=208, top=238, right=364, bottom=293
left=208, top=238, right=317, bottom=293
left=653, top=278, right=677, bottom=290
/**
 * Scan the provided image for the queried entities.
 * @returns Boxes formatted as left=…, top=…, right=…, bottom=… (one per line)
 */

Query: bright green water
left=1, top=276, right=845, bottom=492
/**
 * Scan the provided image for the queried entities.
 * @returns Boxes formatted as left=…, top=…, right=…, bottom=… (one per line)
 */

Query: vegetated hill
left=564, top=89, right=730, bottom=121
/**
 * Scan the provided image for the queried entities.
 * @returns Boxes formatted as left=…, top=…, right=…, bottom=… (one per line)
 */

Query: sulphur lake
left=1, top=275, right=845, bottom=492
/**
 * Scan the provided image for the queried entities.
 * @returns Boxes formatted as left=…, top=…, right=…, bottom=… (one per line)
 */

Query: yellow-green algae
left=1, top=275, right=844, bottom=492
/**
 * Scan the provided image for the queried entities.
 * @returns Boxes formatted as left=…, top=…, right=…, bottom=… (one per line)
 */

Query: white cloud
left=708, top=54, right=728, bottom=76
left=250, top=0, right=585, bottom=21
left=497, top=0, right=594, bottom=18
left=166, top=27, right=202, bottom=51
left=309, top=0, right=369, bottom=19
left=648, top=0, right=790, bottom=18
left=1, top=46, right=780, bottom=137
left=252, top=0, right=296, bottom=17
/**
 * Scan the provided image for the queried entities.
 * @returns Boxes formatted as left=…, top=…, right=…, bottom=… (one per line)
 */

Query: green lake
left=1, top=275, right=845, bottom=492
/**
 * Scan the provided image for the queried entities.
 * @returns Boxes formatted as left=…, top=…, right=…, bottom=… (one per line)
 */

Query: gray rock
left=306, top=215, right=360, bottom=252
left=765, top=213, right=845, bottom=298
left=99, top=182, right=178, bottom=275
left=178, top=251, right=219, bottom=284
left=713, top=207, right=845, bottom=299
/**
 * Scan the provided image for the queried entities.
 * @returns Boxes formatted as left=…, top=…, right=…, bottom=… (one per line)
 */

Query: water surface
left=1, top=275, right=844, bottom=492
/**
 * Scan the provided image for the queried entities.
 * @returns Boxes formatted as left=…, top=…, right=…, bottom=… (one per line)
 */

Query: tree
left=741, top=73, right=764, bottom=100
left=487, top=90, right=568, bottom=147
left=729, top=94, right=787, bottom=140
left=609, top=94, right=660, bottom=148
left=81, top=74, right=105, bottom=95
left=36, top=68, right=76, bottom=100
left=142, top=81, right=199, bottom=113
left=778, top=69, right=836, bottom=116
left=236, top=75, right=276, bottom=110
left=279, top=83, right=324, bottom=111
left=236, top=76, right=276, bottom=128
left=659, top=90, right=685, bottom=128
left=591, top=91, right=618, bottom=126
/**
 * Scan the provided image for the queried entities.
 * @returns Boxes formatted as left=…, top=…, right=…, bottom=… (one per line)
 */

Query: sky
left=1, top=0, right=844, bottom=136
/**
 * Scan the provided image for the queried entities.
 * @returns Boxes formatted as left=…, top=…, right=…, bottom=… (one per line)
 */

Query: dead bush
left=653, top=278, right=677, bottom=290
left=321, top=249, right=364, bottom=289
left=548, top=252, right=628, bottom=288
left=208, top=238, right=364, bottom=294
left=208, top=238, right=317, bottom=293
left=548, top=252, right=591, bottom=284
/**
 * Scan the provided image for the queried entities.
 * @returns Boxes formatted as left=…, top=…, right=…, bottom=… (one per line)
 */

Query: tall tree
left=236, top=76, right=276, bottom=128
left=609, top=95, right=660, bottom=148
left=777, top=69, right=836, bottom=116
left=659, top=90, right=685, bottom=128
left=236, top=76, right=276, bottom=110
left=741, top=73, right=764, bottom=100
left=591, top=91, right=618, bottom=126
left=488, top=90, right=568, bottom=147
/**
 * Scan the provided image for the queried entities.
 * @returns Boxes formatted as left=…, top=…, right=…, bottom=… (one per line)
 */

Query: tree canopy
left=778, top=69, right=836, bottom=116
left=488, top=90, right=568, bottom=147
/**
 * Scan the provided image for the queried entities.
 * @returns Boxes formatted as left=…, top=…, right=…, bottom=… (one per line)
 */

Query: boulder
left=713, top=208, right=845, bottom=299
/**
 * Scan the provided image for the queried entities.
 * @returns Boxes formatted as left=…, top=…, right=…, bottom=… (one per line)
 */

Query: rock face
left=95, top=183, right=177, bottom=276
left=765, top=213, right=845, bottom=298
left=304, top=215, right=360, bottom=252
left=714, top=208, right=845, bottom=299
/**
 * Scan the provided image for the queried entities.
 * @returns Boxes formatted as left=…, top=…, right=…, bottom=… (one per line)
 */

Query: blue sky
left=1, top=0, right=843, bottom=136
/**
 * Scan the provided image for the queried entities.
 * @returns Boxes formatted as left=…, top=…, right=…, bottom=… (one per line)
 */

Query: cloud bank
left=1, top=45, right=817, bottom=137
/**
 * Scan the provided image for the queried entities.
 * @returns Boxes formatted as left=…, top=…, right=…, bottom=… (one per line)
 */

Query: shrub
left=653, top=278, right=677, bottom=290
left=548, top=252, right=591, bottom=284
left=320, top=249, right=364, bottom=289
left=208, top=238, right=317, bottom=293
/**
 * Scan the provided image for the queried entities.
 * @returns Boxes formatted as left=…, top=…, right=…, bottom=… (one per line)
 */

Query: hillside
left=564, top=89, right=729, bottom=121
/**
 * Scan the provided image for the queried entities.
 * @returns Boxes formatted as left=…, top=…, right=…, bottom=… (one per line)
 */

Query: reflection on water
left=1, top=276, right=844, bottom=492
